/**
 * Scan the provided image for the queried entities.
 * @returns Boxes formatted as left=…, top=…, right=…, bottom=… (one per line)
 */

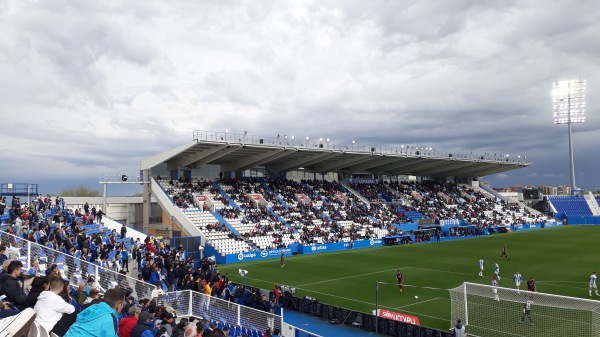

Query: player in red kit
left=500, top=244, right=509, bottom=260
left=396, top=270, right=403, bottom=292
left=527, top=276, right=536, bottom=301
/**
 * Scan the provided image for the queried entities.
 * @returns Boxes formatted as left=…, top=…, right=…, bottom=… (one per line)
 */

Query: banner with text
left=373, top=309, right=420, bottom=326
left=223, top=248, right=293, bottom=264
left=301, top=239, right=383, bottom=254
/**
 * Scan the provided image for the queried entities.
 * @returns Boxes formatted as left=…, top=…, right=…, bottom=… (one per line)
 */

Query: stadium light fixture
left=553, top=79, right=586, bottom=195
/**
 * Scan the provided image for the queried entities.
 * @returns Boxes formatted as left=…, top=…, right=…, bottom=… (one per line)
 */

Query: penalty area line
left=295, top=268, right=399, bottom=287
left=394, top=297, right=446, bottom=310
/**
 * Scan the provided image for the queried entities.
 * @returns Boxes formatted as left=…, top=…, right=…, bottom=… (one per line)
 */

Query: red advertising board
left=377, top=309, right=420, bottom=326
left=197, top=196, right=206, bottom=201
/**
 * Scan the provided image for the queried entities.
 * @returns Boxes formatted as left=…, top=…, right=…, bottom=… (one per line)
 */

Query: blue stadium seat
left=548, top=196, right=593, bottom=216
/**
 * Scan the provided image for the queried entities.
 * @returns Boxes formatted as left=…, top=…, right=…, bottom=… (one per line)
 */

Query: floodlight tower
left=553, top=79, right=586, bottom=196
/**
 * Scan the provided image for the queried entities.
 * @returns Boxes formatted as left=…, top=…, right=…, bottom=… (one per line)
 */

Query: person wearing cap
left=119, top=305, right=141, bottom=337
left=129, top=311, right=155, bottom=337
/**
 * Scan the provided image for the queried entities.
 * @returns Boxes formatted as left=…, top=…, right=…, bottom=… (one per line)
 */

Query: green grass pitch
left=220, top=226, right=599, bottom=331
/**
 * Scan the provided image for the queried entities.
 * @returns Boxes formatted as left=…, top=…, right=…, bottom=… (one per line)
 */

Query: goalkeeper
left=519, top=300, right=534, bottom=326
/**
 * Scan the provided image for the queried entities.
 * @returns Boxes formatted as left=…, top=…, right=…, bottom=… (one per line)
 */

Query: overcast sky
left=1, top=0, right=599, bottom=195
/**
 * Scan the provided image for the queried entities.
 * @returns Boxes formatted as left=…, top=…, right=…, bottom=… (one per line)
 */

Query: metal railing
left=158, top=290, right=282, bottom=333
left=192, top=130, right=532, bottom=165
left=0, top=230, right=155, bottom=299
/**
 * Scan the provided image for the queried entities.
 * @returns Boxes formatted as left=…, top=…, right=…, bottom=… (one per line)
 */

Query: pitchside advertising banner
left=301, top=239, right=384, bottom=254
left=512, top=221, right=562, bottom=231
left=224, top=247, right=293, bottom=264
left=221, top=239, right=385, bottom=262
left=372, top=309, right=420, bottom=326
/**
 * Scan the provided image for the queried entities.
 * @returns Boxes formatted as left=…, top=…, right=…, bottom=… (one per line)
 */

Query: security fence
left=0, top=230, right=155, bottom=299
left=158, top=290, right=282, bottom=333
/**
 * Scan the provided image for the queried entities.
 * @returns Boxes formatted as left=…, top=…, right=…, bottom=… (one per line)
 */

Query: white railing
left=0, top=230, right=155, bottom=299
left=151, top=177, right=205, bottom=241
left=158, top=290, right=283, bottom=333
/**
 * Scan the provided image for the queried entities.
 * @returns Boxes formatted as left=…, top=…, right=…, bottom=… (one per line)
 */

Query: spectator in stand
left=25, top=276, right=50, bottom=308
left=0, top=246, right=7, bottom=266
left=121, top=224, right=127, bottom=239
left=150, top=265, right=162, bottom=286
left=129, top=311, right=154, bottom=337
left=121, top=247, right=130, bottom=272
left=34, top=277, right=76, bottom=333
left=0, top=260, right=28, bottom=310
left=75, top=283, right=88, bottom=306
left=0, top=300, right=19, bottom=319
left=96, top=210, right=104, bottom=223
left=119, top=305, right=142, bottom=337
left=184, top=325, right=199, bottom=337
left=65, top=288, right=126, bottom=337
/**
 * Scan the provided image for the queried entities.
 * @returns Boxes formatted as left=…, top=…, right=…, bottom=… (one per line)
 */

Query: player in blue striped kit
left=590, top=272, right=598, bottom=296
left=494, top=261, right=500, bottom=280
left=514, top=271, right=523, bottom=292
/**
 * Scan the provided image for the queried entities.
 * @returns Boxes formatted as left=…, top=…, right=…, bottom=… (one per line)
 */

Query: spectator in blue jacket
left=121, top=248, right=130, bottom=272
left=149, top=265, right=161, bottom=286
left=64, top=288, right=126, bottom=337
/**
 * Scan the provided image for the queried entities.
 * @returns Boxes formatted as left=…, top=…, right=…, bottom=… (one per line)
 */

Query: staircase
left=584, top=192, right=600, bottom=216
left=340, top=181, right=371, bottom=207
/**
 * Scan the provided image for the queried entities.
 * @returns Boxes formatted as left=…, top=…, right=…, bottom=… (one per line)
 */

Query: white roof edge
left=140, top=140, right=198, bottom=170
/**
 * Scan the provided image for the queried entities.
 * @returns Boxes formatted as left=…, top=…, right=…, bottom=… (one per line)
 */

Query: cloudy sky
left=1, top=0, right=599, bottom=195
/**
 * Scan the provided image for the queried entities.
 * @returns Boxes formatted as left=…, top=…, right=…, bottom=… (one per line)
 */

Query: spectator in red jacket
left=119, top=305, right=141, bottom=337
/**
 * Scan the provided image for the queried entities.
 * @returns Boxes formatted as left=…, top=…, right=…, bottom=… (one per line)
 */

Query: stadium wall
left=203, top=222, right=567, bottom=264
left=565, top=215, right=600, bottom=225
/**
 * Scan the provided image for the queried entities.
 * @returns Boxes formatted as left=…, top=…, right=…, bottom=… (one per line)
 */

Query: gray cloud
left=1, top=0, right=599, bottom=193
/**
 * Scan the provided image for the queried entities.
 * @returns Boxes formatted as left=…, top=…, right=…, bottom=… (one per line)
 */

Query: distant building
left=61, top=197, right=171, bottom=237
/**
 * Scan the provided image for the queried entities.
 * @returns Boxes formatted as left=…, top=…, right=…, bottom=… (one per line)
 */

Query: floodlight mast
left=553, top=79, right=586, bottom=196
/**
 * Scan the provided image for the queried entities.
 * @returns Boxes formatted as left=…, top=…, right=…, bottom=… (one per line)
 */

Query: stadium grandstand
left=1, top=129, right=599, bottom=336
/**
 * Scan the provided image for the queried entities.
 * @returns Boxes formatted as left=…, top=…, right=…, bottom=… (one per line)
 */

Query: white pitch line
left=394, top=297, right=445, bottom=309
left=297, top=287, right=450, bottom=323
left=293, top=265, right=476, bottom=289
left=293, top=287, right=376, bottom=306
left=295, top=268, right=399, bottom=287
left=536, top=281, right=586, bottom=290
